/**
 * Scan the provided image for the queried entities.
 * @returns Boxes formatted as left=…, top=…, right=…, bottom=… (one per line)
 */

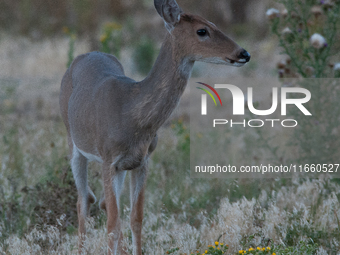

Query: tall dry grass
left=1, top=178, right=339, bottom=254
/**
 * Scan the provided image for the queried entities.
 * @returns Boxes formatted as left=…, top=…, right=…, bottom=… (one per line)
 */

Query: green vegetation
left=262, top=0, right=340, bottom=166
left=63, top=27, right=77, bottom=68
left=99, top=22, right=123, bottom=59
left=269, top=0, right=340, bottom=78
left=133, top=37, right=157, bottom=75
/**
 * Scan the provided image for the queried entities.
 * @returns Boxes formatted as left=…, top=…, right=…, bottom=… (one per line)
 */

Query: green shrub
left=63, top=27, right=76, bottom=68
left=133, top=37, right=157, bottom=75
left=268, top=0, right=340, bottom=78
left=264, top=1, right=340, bottom=165
left=99, top=22, right=123, bottom=58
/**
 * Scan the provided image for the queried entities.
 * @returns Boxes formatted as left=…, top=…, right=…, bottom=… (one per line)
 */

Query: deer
left=59, top=0, right=250, bottom=254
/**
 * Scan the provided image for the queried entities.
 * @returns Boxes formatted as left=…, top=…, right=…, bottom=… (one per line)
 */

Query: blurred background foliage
left=0, top=0, right=269, bottom=45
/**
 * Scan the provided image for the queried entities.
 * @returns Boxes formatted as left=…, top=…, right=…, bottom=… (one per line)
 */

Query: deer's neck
left=133, top=35, right=194, bottom=130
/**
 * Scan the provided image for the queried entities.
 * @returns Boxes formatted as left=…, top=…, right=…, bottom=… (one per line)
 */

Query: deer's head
left=154, top=0, right=250, bottom=67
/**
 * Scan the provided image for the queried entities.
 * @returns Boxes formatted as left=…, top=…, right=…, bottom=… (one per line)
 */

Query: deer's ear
left=154, top=0, right=183, bottom=32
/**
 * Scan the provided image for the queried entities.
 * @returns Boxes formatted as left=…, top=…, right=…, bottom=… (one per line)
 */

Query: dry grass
left=1, top=178, right=339, bottom=254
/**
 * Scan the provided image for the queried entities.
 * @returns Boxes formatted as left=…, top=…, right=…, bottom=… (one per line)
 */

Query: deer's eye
left=197, top=29, right=207, bottom=36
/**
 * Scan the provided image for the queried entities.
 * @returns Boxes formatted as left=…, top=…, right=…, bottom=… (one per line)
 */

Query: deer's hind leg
left=71, top=144, right=96, bottom=254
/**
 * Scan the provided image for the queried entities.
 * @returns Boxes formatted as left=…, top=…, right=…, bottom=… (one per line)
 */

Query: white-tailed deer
left=59, top=0, right=250, bottom=254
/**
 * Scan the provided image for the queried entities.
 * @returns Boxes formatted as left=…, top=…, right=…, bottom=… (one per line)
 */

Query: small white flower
left=266, top=8, right=280, bottom=19
left=282, top=27, right=292, bottom=34
left=334, top=63, right=340, bottom=71
left=281, top=8, right=288, bottom=18
left=321, top=0, right=335, bottom=8
left=311, top=6, right=323, bottom=16
left=310, top=33, right=327, bottom=49
left=277, top=59, right=286, bottom=69
left=305, top=66, right=315, bottom=76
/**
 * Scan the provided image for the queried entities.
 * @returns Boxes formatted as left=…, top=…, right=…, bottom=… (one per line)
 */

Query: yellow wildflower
left=100, top=34, right=108, bottom=43
left=248, top=247, right=254, bottom=251
left=266, top=247, right=271, bottom=250
left=239, top=251, right=244, bottom=254
left=215, top=241, right=219, bottom=246
left=62, top=26, right=70, bottom=34
left=112, top=22, right=122, bottom=30
left=220, top=243, right=224, bottom=246
left=257, top=247, right=261, bottom=250
left=105, top=22, right=122, bottom=31
left=205, top=251, right=208, bottom=254
left=272, top=253, right=276, bottom=255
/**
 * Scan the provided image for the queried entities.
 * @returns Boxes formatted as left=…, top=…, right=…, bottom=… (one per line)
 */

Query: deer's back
left=70, top=52, right=125, bottom=89
left=65, top=52, right=139, bottom=160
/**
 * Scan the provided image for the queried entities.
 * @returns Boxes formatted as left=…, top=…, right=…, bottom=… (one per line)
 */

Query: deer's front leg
left=130, top=165, right=147, bottom=255
left=103, top=162, right=126, bottom=255
left=71, top=145, right=97, bottom=254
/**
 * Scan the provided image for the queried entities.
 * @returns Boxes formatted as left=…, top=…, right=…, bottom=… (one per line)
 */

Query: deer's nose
left=238, top=49, right=251, bottom=62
